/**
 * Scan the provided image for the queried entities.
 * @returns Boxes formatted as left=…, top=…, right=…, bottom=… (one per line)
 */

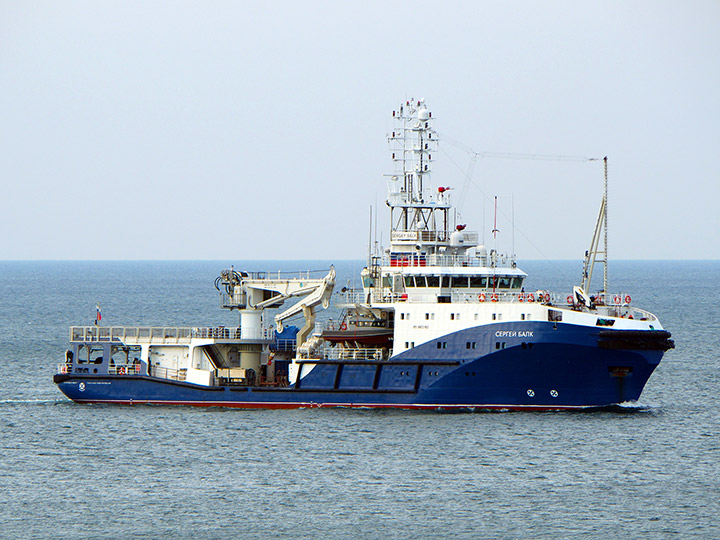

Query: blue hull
left=55, top=322, right=668, bottom=410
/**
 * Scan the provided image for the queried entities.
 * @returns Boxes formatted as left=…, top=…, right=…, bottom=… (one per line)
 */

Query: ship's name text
left=495, top=330, right=533, bottom=338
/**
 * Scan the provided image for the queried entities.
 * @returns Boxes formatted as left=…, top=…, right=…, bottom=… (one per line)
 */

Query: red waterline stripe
left=71, top=399, right=591, bottom=411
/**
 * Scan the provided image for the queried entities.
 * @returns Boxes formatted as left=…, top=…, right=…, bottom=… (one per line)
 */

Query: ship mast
left=582, top=156, right=609, bottom=298
left=387, top=99, right=445, bottom=253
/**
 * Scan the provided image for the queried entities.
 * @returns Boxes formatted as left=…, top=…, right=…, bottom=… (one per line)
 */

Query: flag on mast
left=96, top=304, right=102, bottom=325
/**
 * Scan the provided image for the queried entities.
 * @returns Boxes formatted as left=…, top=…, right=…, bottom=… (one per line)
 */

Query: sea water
left=0, top=260, right=718, bottom=539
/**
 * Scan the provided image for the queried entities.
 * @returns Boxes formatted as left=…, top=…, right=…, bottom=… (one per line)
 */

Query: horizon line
left=0, top=258, right=717, bottom=263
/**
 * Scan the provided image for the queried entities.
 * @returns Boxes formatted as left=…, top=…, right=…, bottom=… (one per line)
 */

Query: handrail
left=298, top=346, right=388, bottom=361
left=335, top=289, right=656, bottom=319
left=390, top=229, right=479, bottom=245
left=338, top=289, right=559, bottom=304
left=152, top=365, right=186, bottom=381
left=272, top=338, right=296, bottom=352
left=69, top=326, right=275, bottom=343
left=109, top=364, right=142, bottom=376
left=235, top=269, right=332, bottom=281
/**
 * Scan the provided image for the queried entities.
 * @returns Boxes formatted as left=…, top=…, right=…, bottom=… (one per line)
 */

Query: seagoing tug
left=54, top=98, right=674, bottom=410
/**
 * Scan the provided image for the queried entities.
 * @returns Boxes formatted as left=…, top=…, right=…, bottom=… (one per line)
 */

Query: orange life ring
left=567, top=295, right=574, bottom=304
left=118, top=366, right=125, bottom=375
left=544, top=293, right=551, bottom=303
left=518, top=293, right=525, bottom=302
left=340, top=322, right=347, bottom=331
left=613, top=295, right=621, bottom=304
left=527, top=293, right=534, bottom=302
left=624, top=295, right=631, bottom=304
left=491, top=293, right=498, bottom=302
left=478, top=293, right=486, bottom=302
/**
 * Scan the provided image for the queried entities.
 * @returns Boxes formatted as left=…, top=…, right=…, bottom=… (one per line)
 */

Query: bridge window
left=470, top=276, right=487, bottom=288
left=111, top=345, right=142, bottom=367
left=512, top=277, right=524, bottom=289
left=450, top=276, right=469, bottom=287
left=498, top=277, right=512, bottom=288
left=426, top=276, right=440, bottom=287
left=78, top=344, right=104, bottom=364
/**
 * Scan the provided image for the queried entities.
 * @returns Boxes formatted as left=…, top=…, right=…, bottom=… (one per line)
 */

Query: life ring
left=544, top=293, right=551, bottom=303
left=567, top=295, right=574, bottom=304
left=478, top=293, right=486, bottom=302
left=491, top=293, right=498, bottom=302
left=340, top=322, right=347, bottom=331
left=118, top=366, right=125, bottom=375
left=613, top=295, right=621, bottom=304
left=527, top=293, right=534, bottom=302
left=518, top=293, right=525, bottom=302
left=624, top=295, right=632, bottom=304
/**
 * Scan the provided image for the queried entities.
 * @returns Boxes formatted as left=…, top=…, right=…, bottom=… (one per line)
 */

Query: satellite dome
left=450, top=230, right=465, bottom=248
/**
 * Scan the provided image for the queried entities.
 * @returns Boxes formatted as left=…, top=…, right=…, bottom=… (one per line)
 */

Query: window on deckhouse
left=498, top=277, right=512, bottom=288
left=450, top=276, right=469, bottom=287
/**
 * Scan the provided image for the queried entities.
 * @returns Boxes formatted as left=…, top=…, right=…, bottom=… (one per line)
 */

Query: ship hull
left=54, top=322, right=668, bottom=410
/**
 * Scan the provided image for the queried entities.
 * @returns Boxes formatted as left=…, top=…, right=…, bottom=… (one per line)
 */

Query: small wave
left=0, top=398, right=65, bottom=405
left=571, top=400, right=658, bottom=414
left=616, top=400, right=649, bottom=410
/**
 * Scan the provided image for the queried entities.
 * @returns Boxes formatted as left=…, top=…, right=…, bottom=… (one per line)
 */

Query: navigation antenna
left=582, top=157, right=609, bottom=299
left=387, top=98, right=438, bottom=233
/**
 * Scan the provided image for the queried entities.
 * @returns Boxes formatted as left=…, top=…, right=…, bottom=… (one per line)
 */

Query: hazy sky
left=1, top=1, right=718, bottom=260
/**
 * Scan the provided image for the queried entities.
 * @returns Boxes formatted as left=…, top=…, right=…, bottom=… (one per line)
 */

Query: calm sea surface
left=0, top=260, right=718, bottom=539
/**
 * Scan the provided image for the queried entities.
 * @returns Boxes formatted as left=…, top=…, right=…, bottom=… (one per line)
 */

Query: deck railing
left=338, top=289, right=559, bottom=305
left=109, top=364, right=143, bottom=376
left=152, top=366, right=186, bottom=381
left=335, top=290, right=657, bottom=321
left=70, top=326, right=275, bottom=343
left=298, top=346, right=388, bottom=361
left=56, top=362, right=144, bottom=375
